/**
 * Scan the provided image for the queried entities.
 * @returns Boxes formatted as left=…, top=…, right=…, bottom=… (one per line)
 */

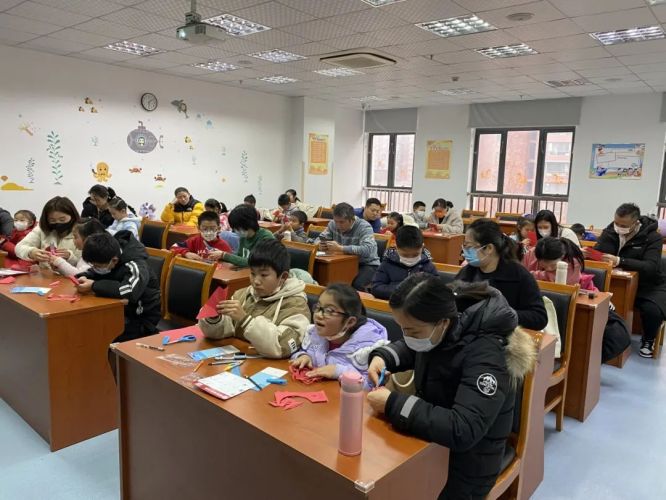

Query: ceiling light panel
left=314, top=68, right=365, bottom=77
left=416, top=15, right=496, bottom=38
left=646, top=0, right=666, bottom=5
left=104, top=41, right=161, bottom=56
left=476, top=43, right=539, bottom=59
left=192, top=61, right=243, bottom=72
left=544, top=78, right=592, bottom=87
left=591, top=26, right=666, bottom=46
left=248, top=49, right=306, bottom=63
left=436, top=88, right=479, bottom=95
left=203, top=14, right=271, bottom=37
left=258, top=75, right=299, bottom=84
left=361, top=0, right=407, bottom=6
left=351, top=96, right=389, bottom=101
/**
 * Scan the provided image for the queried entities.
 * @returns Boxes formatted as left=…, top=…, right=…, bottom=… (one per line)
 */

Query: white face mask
left=234, top=229, right=248, bottom=238
left=201, top=230, right=218, bottom=242
left=538, top=229, right=551, bottom=238
left=614, top=224, right=633, bottom=236
left=326, top=319, right=351, bottom=342
left=399, top=255, right=422, bottom=267
left=14, top=221, right=29, bottom=231
left=403, top=322, right=446, bottom=352
left=416, top=210, right=425, bottom=217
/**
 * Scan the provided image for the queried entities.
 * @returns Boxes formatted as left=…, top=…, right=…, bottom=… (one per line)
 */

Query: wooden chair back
left=146, top=248, right=174, bottom=316
left=139, top=219, right=170, bottom=249
left=434, top=263, right=462, bottom=284
left=496, top=212, right=523, bottom=222
left=373, top=233, right=392, bottom=261
left=461, top=210, right=487, bottom=218
left=317, top=207, right=334, bottom=219
left=282, top=241, right=316, bottom=276
left=583, top=260, right=613, bottom=292
left=164, top=257, right=215, bottom=326
left=307, top=225, right=328, bottom=240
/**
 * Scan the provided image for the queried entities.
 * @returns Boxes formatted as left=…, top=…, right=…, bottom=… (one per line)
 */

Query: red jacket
left=0, top=224, right=36, bottom=259
left=171, top=234, right=231, bottom=259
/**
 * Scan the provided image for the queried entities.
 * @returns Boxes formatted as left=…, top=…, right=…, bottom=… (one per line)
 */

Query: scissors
left=163, top=334, right=197, bottom=346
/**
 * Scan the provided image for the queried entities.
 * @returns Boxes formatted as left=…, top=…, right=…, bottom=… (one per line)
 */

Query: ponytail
left=562, top=238, right=585, bottom=272
left=468, top=219, right=520, bottom=264
left=108, top=198, right=128, bottom=212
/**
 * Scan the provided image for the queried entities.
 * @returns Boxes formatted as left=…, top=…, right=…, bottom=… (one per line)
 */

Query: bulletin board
left=425, top=140, right=452, bottom=179
left=308, top=133, right=329, bottom=175
left=589, top=143, right=644, bottom=180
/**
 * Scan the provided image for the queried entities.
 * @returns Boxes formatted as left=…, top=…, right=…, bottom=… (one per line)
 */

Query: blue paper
left=247, top=367, right=288, bottom=391
left=10, top=287, right=51, bottom=295
left=187, top=345, right=239, bottom=361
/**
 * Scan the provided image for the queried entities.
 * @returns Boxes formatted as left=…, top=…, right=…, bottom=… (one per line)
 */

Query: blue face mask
left=463, top=245, right=487, bottom=267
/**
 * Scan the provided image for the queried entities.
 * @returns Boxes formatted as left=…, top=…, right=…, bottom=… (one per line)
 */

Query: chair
left=486, top=334, right=542, bottom=500
left=434, top=263, right=461, bottom=284
left=374, top=233, right=392, bottom=261
left=139, top=219, right=170, bottom=249
left=537, top=281, right=579, bottom=432
left=461, top=210, right=487, bottom=218
left=283, top=241, right=316, bottom=276
left=161, top=257, right=216, bottom=328
left=307, top=225, right=328, bottom=240
left=583, top=260, right=612, bottom=292
left=317, top=207, right=334, bottom=219
left=496, top=212, right=523, bottom=222
left=146, top=248, right=174, bottom=316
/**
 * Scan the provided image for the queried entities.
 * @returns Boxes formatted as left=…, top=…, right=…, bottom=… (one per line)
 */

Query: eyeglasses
left=313, top=303, right=346, bottom=318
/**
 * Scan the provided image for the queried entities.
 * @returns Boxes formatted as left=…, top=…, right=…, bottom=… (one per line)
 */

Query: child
left=571, top=223, right=598, bottom=242
left=371, top=226, right=438, bottom=300
left=380, top=212, right=404, bottom=242
left=0, top=210, right=37, bottom=265
left=75, top=232, right=161, bottom=343
left=522, top=236, right=596, bottom=290
left=276, top=210, right=310, bottom=243
left=171, top=211, right=232, bottom=262
left=204, top=198, right=231, bottom=232
left=427, top=198, right=463, bottom=234
left=199, top=239, right=311, bottom=359
left=412, top=201, right=427, bottom=229
left=50, top=218, right=105, bottom=277
left=222, top=204, right=275, bottom=267
left=273, top=194, right=297, bottom=223
left=107, top=198, right=141, bottom=238
left=510, top=216, right=535, bottom=254
left=244, top=194, right=262, bottom=220
left=291, top=283, right=389, bottom=389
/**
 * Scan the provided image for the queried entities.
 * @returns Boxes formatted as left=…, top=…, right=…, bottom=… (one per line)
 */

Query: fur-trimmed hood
left=504, top=326, right=538, bottom=388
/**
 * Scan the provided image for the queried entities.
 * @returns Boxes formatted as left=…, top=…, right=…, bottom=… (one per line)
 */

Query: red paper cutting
left=196, top=287, right=228, bottom=320
left=49, top=281, right=61, bottom=287
left=586, top=248, right=603, bottom=262
left=290, top=365, right=323, bottom=385
left=0, top=277, right=16, bottom=285
left=526, top=232, right=537, bottom=245
left=269, top=391, right=327, bottom=411
left=160, top=324, right=204, bottom=340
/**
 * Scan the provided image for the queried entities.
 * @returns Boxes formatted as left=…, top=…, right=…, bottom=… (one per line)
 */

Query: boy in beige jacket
left=199, top=239, right=311, bottom=359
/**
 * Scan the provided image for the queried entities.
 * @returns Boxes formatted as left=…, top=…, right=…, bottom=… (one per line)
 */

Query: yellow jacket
left=161, top=200, right=204, bottom=227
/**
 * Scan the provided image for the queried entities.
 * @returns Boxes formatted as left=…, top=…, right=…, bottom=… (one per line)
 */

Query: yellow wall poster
left=308, top=133, right=329, bottom=175
left=425, top=140, right=452, bottom=179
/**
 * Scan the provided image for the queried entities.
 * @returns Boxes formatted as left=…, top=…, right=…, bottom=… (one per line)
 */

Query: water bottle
left=338, top=371, right=364, bottom=456
left=556, top=261, right=568, bottom=285
left=283, top=231, right=292, bottom=242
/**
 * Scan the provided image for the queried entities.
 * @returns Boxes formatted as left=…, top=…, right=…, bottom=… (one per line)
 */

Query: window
left=367, top=133, right=415, bottom=189
left=659, top=154, right=666, bottom=218
left=471, top=128, right=574, bottom=222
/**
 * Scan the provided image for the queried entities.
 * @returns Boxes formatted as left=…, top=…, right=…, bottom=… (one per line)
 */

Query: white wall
left=0, top=45, right=294, bottom=217
left=567, top=94, right=666, bottom=227
left=333, top=107, right=364, bottom=207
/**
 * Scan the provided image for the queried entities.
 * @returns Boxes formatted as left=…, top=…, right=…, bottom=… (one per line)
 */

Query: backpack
left=602, top=309, right=632, bottom=363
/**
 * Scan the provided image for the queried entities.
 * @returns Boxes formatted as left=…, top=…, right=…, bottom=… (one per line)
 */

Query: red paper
left=160, top=324, right=204, bottom=340
left=274, top=391, right=328, bottom=405
left=290, top=365, right=323, bottom=385
left=69, top=276, right=81, bottom=285
left=526, top=232, right=537, bottom=245
left=196, top=287, right=228, bottom=320
left=0, top=277, right=16, bottom=285
left=49, top=281, right=61, bottom=287
left=46, top=294, right=80, bottom=303
left=586, top=248, right=603, bottom=262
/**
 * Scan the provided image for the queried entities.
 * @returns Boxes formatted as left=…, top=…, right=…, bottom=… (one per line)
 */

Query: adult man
left=317, top=203, right=380, bottom=291
left=595, top=203, right=666, bottom=357
left=354, top=198, right=382, bottom=234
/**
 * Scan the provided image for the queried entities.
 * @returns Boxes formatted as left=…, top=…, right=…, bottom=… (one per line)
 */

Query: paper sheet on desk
left=248, top=367, right=288, bottom=391
left=195, top=372, right=255, bottom=400
left=196, top=287, right=228, bottom=320
left=160, top=325, right=204, bottom=340
left=188, top=345, right=240, bottom=361
left=0, top=269, right=29, bottom=276
left=10, top=287, right=51, bottom=295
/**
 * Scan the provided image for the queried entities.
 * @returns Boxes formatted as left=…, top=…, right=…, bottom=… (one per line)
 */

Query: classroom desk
left=0, top=250, right=6, bottom=268
left=0, top=270, right=124, bottom=451
left=306, top=217, right=331, bottom=230
left=259, top=221, right=282, bottom=233
left=165, top=225, right=198, bottom=248
left=212, top=262, right=251, bottom=298
left=499, top=220, right=517, bottom=235
left=606, top=270, right=639, bottom=368
left=313, top=254, right=359, bottom=285
left=562, top=292, right=610, bottom=422
left=421, top=232, right=465, bottom=265
left=114, top=336, right=450, bottom=500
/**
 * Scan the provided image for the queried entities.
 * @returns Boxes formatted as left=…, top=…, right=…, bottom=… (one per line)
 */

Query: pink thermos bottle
left=339, top=371, right=364, bottom=456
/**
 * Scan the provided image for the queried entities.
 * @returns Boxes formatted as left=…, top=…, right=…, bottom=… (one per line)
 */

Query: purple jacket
left=292, top=319, right=390, bottom=390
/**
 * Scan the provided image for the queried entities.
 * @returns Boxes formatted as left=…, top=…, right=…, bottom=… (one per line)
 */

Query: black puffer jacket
left=371, top=247, right=439, bottom=300
left=371, top=287, right=537, bottom=499
left=77, top=230, right=161, bottom=320
left=0, top=207, right=13, bottom=236
left=595, top=216, right=666, bottom=317
left=82, top=197, right=114, bottom=228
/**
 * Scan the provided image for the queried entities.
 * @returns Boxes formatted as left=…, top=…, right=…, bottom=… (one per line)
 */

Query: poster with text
left=308, top=133, right=329, bottom=175
left=425, top=140, right=452, bottom=179
left=589, top=143, right=644, bottom=180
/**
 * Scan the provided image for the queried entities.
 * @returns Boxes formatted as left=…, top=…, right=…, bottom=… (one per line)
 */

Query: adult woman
left=367, top=275, right=537, bottom=499
left=534, top=210, right=580, bottom=247
left=456, top=219, right=548, bottom=330
left=285, top=188, right=319, bottom=218
left=161, top=187, right=204, bottom=227
left=82, top=185, right=123, bottom=228
left=16, top=196, right=81, bottom=266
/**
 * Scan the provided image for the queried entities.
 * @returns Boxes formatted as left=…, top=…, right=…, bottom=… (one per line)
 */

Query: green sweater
left=223, top=228, right=275, bottom=267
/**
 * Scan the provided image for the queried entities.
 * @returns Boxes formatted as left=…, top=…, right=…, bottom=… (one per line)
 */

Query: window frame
left=471, top=127, right=576, bottom=199
left=367, top=132, right=416, bottom=189
left=659, top=151, right=666, bottom=205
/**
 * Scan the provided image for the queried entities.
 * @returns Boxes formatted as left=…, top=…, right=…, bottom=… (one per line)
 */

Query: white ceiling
left=3, top=0, right=666, bottom=109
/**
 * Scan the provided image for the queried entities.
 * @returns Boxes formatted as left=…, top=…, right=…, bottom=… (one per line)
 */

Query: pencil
left=194, top=360, right=204, bottom=372
left=245, top=375, right=262, bottom=390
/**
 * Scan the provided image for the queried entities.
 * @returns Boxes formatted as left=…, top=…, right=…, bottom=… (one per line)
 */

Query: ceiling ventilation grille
left=320, top=52, right=396, bottom=69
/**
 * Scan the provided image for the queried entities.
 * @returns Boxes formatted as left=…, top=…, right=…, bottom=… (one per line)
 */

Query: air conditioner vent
left=320, top=52, right=396, bottom=69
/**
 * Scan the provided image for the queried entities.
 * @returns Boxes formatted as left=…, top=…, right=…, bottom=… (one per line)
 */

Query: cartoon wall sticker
left=240, top=150, right=248, bottom=183
left=196, top=113, right=202, bottom=121
left=221, top=146, right=226, bottom=156
left=47, top=131, right=63, bottom=185
left=258, top=174, right=263, bottom=195
left=184, top=136, right=192, bottom=143
left=129, top=167, right=142, bottom=174
left=222, top=178, right=227, bottom=183
left=206, top=120, right=213, bottom=130
left=171, top=99, right=189, bottom=118
left=26, top=158, right=35, bottom=184
left=92, top=162, right=112, bottom=182
left=154, top=174, right=166, bottom=188
left=139, top=203, right=157, bottom=220
left=159, top=136, right=164, bottom=149
left=127, top=121, right=162, bottom=154
left=90, top=107, right=98, bottom=113
left=0, top=175, right=33, bottom=191
left=79, top=106, right=85, bottom=112
left=85, top=98, right=93, bottom=104
left=92, top=136, right=99, bottom=147
left=192, top=156, right=197, bottom=166
left=19, top=123, right=34, bottom=136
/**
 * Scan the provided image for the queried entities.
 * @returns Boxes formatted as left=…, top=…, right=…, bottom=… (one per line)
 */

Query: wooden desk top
left=576, top=291, right=611, bottom=310
left=0, top=269, right=123, bottom=318
left=611, top=269, right=638, bottom=281
left=307, top=217, right=331, bottom=225
left=213, top=262, right=251, bottom=284
left=421, top=231, right=465, bottom=240
left=168, top=225, right=198, bottom=236
left=315, top=254, right=358, bottom=265
left=259, top=221, right=282, bottom=230
left=114, top=335, right=445, bottom=484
